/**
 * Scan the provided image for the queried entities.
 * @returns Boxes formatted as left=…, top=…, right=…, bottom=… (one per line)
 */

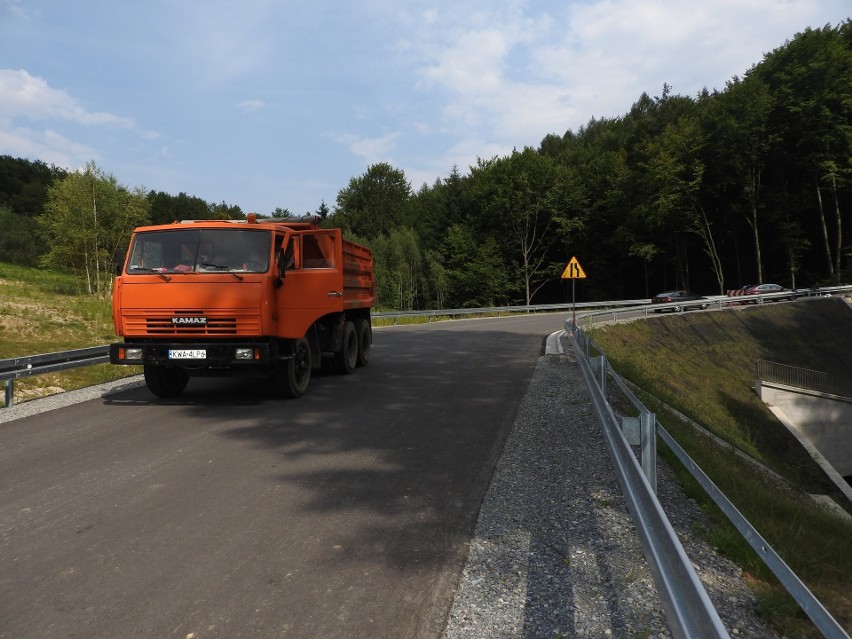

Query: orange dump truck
left=110, top=215, right=375, bottom=398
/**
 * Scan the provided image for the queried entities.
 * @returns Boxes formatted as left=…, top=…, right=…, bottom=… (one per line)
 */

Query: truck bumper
left=110, top=342, right=279, bottom=368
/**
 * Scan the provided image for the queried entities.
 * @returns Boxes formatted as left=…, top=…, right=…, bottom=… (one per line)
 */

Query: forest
left=1, top=21, right=849, bottom=309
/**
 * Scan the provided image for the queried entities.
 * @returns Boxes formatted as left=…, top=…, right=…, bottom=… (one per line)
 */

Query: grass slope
left=588, top=298, right=852, bottom=638
left=0, top=263, right=138, bottom=403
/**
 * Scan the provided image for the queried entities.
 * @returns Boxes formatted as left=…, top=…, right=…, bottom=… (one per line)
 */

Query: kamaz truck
left=109, top=215, right=375, bottom=398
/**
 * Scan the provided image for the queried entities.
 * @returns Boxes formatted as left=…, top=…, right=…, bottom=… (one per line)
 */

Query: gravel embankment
left=442, top=340, right=779, bottom=639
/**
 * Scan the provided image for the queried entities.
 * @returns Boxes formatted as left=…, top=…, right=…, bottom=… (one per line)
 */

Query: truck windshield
left=126, top=228, right=271, bottom=274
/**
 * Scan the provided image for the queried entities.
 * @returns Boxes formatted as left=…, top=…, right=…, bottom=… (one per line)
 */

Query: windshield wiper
left=199, top=263, right=243, bottom=280
left=129, top=266, right=171, bottom=281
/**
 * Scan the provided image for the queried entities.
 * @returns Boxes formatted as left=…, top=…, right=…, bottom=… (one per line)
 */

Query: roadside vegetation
left=0, top=263, right=139, bottom=405
left=587, top=298, right=852, bottom=638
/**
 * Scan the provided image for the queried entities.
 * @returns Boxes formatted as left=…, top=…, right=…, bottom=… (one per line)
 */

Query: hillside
left=589, top=297, right=852, bottom=485
left=587, top=297, right=852, bottom=637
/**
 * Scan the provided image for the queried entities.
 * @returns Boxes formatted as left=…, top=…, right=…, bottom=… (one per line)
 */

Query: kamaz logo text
left=171, top=317, right=208, bottom=325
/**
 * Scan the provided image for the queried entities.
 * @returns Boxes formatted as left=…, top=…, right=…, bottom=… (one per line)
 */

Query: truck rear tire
left=333, top=321, right=358, bottom=374
left=274, top=337, right=312, bottom=398
left=144, top=364, right=189, bottom=398
left=355, top=319, right=371, bottom=367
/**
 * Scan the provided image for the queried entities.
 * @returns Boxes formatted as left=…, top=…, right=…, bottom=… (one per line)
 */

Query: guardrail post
left=641, top=409, right=656, bottom=493
left=3, top=380, right=13, bottom=408
left=596, top=356, right=607, bottom=396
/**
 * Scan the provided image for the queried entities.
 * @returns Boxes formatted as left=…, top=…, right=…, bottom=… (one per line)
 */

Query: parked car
left=739, top=283, right=794, bottom=302
left=651, top=290, right=708, bottom=312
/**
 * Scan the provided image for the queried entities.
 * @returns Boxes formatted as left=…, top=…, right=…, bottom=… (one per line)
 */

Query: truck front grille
left=145, top=317, right=238, bottom=335
left=123, top=313, right=262, bottom=336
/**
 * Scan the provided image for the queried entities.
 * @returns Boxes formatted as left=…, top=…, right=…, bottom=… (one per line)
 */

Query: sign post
left=560, top=256, right=587, bottom=333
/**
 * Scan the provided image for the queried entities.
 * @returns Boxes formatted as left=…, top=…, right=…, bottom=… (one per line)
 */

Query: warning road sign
left=561, top=256, right=586, bottom=279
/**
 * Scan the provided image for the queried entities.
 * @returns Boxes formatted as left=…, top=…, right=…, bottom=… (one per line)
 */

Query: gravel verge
left=441, top=341, right=779, bottom=639
left=0, top=375, right=144, bottom=424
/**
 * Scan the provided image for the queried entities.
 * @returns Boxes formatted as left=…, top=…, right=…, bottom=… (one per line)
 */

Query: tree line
left=1, top=21, right=849, bottom=307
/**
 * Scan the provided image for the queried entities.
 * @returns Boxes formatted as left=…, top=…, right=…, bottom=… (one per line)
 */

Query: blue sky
left=1, top=1, right=848, bottom=216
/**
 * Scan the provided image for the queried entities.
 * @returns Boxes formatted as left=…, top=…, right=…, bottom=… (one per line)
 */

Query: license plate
left=168, top=349, right=206, bottom=360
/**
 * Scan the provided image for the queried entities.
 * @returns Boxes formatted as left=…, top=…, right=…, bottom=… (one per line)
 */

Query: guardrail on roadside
left=573, top=285, right=852, bottom=328
left=569, top=325, right=850, bottom=639
left=0, top=301, right=648, bottom=409
left=372, top=299, right=649, bottom=323
left=3, top=286, right=849, bottom=408
left=1, top=346, right=110, bottom=408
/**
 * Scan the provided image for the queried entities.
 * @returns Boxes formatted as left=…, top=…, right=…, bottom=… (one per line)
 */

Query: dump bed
left=342, top=239, right=375, bottom=310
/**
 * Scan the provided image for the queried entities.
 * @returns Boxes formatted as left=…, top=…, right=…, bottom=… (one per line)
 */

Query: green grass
left=0, top=263, right=140, bottom=405
left=587, top=299, right=852, bottom=638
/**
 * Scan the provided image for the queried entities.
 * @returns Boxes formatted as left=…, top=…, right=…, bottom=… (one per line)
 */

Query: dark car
left=740, top=283, right=793, bottom=302
left=651, top=290, right=708, bottom=312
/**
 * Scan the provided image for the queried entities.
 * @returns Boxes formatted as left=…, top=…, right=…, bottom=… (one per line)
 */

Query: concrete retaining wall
left=757, top=381, right=852, bottom=500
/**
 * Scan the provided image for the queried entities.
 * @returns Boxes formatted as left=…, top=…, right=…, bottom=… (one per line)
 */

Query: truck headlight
left=124, top=347, right=143, bottom=361
left=235, top=348, right=255, bottom=360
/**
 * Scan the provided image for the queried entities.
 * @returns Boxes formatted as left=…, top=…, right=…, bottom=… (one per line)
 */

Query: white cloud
left=0, top=0, right=28, bottom=19
left=0, top=69, right=137, bottom=128
left=330, top=131, right=403, bottom=165
left=238, top=99, right=266, bottom=113
left=0, top=68, right=160, bottom=169
left=393, top=0, right=849, bottom=164
left=0, top=118, right=97, bottom=168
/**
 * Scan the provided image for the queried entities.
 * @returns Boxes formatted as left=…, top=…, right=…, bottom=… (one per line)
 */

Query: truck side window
left=283, top=237, right=296, bottom=270
left=302, top=233, right=334, bottom=269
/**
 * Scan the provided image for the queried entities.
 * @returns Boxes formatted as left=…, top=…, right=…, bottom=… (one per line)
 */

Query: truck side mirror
left=114, top=250, right=126, bottom=275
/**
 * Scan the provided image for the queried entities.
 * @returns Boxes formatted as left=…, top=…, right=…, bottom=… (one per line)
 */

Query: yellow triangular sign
left=561, top=256, right=586, bottom=279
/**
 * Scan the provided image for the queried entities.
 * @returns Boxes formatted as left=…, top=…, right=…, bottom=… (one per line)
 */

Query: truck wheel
left=355, top=319, right=371, bottom=367
left=274, top=338, right=312, bottom=398
left=333, top=321, right=358, bottom=374
left=144, top=364, right=189, bottom=398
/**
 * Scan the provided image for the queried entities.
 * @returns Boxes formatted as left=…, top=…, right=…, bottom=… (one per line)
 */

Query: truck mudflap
left=110, top=342, right=278, bottom=368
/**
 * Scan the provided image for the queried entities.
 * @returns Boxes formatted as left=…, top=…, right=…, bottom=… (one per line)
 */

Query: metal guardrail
left=571, top=328, right=729, bottom=639
left=573, top=285, right=852, bottom=328
left=372, top=299, right=650, bottom=322
left=0, top=301, right=647, bottom=408
left=1, top=345, right=111, bottom=408
left=757, top=359, right=852, bottom=399
left=3, top=287, right=849, bottom=408
left=570, top=325, right=850, bottom=639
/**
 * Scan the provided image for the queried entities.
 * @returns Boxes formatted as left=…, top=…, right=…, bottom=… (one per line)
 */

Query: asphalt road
left=0, top=314, right=566, bottom=639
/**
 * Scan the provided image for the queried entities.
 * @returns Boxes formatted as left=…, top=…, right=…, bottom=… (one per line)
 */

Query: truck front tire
left=144, top=364, right=189, bottom=398
left=274, top=337, right=312, bottom=398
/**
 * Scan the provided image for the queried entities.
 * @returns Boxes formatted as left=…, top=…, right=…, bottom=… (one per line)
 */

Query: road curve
left=0, top=314, right=565, bottom=639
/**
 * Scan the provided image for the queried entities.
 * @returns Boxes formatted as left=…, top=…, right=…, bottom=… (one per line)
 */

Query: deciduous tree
left=39, top=162, right=150, bottom=295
